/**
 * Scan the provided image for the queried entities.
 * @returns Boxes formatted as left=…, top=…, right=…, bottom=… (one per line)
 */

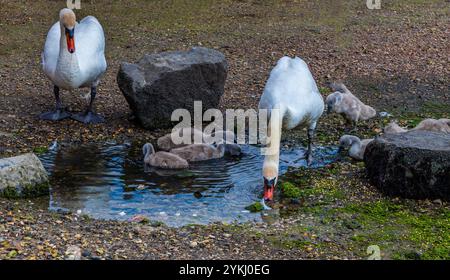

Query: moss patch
left=32, top=146, right=49, bottom=155
left=245, top=202, right=264, bottom=213
left=0, top=182, right=49, bottom=199
left=280, top=182, right=301, bottom=199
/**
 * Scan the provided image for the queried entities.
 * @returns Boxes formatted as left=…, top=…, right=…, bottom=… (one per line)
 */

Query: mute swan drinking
left=143, top=143, right=189, bottom=169
left=258, top=56, right=324, bottom=201
left=40, top=8, right=107, bottom=123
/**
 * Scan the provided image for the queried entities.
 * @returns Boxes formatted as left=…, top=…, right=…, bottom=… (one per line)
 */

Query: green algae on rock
left=0, top=153, right=49, bottom=198
left=245, top=202, right=264, bottom=212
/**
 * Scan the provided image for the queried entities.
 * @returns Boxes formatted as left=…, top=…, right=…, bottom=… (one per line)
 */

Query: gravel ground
left=0, top=0, right=449, bottom=260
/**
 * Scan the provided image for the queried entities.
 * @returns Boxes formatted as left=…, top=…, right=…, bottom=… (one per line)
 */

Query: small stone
left=290, top=198, right=301, bottom=205
left=193, top=191, right=203, bottom=199
left=130, top=215, right=150, bottom=224
left=136, top=184, right=146, bottom=191
left=189, top=241, right=198, bottom=248
left=65, top=245, right=81, bottom=260
left=432, top=199, right=442, bottom=205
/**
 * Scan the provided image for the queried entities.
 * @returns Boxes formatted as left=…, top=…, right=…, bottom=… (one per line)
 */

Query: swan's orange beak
left=65, top=28, right=75, bottom=53
left=263, top=177, right=276, bottom=201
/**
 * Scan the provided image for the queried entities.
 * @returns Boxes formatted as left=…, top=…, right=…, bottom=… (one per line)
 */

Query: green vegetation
left=0, top=182, right=50, bottom=199
left=270, top=163, right=450, bottom=259
left=32, top=146, right=49, bottom=155
left=341, top=200, right=450, bottom=259
left=245, top=202, right=264, bottom=212
left=280, top=182, right=301, bottom=199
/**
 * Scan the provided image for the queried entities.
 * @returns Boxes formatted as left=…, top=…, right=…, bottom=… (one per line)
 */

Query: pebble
left=379, top=111, right=393, bottom=118
left=189, top=241, right=198, bottom=248
left=136, top=184, right=146, bottom=191
left=432, top=199, right=442, bottom=205
left=81, top=250, right=91, bottom=258
left=65, top=245, right=81, bottom=260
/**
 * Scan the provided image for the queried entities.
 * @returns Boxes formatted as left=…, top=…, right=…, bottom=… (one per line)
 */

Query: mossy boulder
left=0, top=153, right=49, bottom=198
left=117, top=47, right=228, bottom=129
left=365, top=131, right=450, bottom=200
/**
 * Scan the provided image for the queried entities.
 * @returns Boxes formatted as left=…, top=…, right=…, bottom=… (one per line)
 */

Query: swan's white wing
left=75, top=16, right=107, bottom=85
left=42, top=21, right=60, bottom=79
left=259, top=56, right=324, bottom=129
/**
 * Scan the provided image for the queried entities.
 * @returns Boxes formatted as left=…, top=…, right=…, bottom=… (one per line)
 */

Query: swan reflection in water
left=39, top=142, right=338, bottom=227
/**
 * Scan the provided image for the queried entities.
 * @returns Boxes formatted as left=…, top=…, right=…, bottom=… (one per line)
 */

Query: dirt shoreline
left=1, top=0, right=449, bottom=259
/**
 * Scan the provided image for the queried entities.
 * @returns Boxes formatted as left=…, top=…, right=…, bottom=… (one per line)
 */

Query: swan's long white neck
left=262, top=107, right=284, bottom=175
left=56, top=23, right=80, bottom=86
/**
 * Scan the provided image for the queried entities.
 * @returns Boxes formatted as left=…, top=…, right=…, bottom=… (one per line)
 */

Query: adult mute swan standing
left=259, top=56, right=324, bottom=201
left=40, top=8, right=106, bottom=123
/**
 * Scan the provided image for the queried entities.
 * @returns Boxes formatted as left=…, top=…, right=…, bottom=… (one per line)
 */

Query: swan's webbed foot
left=39, top=109, right=71, bottom=121
left=71, top=110, right=104, bottom=124
left=40, top=85, right=70, bottom=121
left=71, top=86, right=104, bottom=124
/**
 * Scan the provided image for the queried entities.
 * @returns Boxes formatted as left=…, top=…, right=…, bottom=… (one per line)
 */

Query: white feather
left=42, top=13, right=106, bottom=90
left=258, top=56, right=324, bottom=130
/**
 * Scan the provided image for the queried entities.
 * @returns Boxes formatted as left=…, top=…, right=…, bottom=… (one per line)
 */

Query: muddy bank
left=1, top=160, right=448, bottom=260
left=0, top=0, right=449, bottom=260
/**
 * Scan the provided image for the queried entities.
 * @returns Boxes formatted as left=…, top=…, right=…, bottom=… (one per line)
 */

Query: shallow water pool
left=39, top=142, right=338, bottom=227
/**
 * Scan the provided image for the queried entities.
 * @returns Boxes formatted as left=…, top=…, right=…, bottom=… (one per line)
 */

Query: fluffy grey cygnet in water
left=326, top=83, right=376, bottom=126
left=157, top=127, right=205, bottom=151
left=384, top=119, right=450, bottom=134
left=338, top=135, right=374, bottom=161
left=143, top=143, right=189, bottom=169
left=169, top=142, right=226, bottom=162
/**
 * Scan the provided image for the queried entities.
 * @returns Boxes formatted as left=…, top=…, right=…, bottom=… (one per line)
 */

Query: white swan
left=40, top=8, right=107, bottom=123
left=258, top=56, right=324, bottom=201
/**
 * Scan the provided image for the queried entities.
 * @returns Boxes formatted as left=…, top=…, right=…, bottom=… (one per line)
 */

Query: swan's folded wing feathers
left=42, top=22, right=60, bottom=77
left=75, top=16, right=107, bottom=82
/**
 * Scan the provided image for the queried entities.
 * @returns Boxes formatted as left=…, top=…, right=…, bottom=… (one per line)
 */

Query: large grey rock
left=364, top=131, right=450, bottom=200
left=117, top=47, right=228, bottom=129
left=0, top=153, right=49, bottom=198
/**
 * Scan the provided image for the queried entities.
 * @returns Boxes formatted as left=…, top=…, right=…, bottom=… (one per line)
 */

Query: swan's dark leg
left=39, top=86, right=71, bottom=121
left=305, top=128, right=315, bottom=166
left=71, top=86, right=105, bottom=124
